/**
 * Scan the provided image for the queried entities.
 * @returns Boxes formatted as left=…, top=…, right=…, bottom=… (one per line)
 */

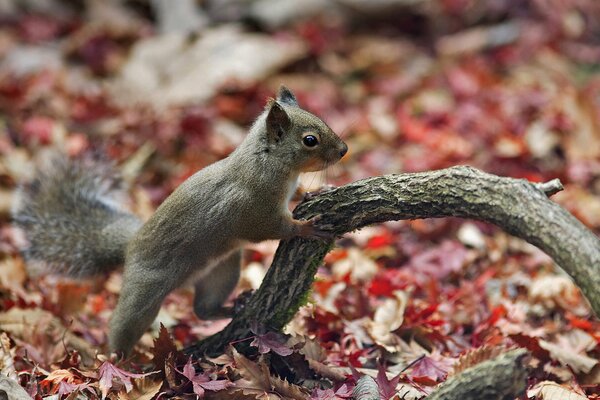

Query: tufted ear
left=276, top=85, right=298, bottom=107
left=266, top=101, right=291, bottom=143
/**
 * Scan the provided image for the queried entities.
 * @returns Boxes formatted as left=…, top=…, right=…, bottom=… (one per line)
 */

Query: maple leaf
left=311, top=384, right=353, bottom=400
left=41, top=369, right=92, bottom=395
left=250, top=331, right=293, bottom=356
left=409, top=356, right=447, bottom=385
left=150, top=323, right=178, bottom=371
left=310, top=388, right=337, bottom=400
left=97, top=361, right=154, bottom=399
left=334, top=383, right=354, bottom=398
left=119, top=377, right=163, bottom=400
left=232, top=347, right=271, bottom=391
left=57, top=380, right=94, bottom=397
left=375, top=365, right=401, bottom=400
left=178, top=357, right=232, bottom=397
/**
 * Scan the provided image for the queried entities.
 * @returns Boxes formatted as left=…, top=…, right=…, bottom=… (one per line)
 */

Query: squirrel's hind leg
left=109, top=266, right=181, bottom=355
left=193, top=250, right=241, bottom=320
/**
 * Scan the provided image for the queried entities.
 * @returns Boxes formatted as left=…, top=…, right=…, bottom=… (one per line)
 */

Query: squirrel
left=13, top=86, right=348, bottom=355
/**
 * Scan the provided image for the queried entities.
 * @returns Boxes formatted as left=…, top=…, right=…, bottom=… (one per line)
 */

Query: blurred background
left=1, top=1, right=600, bottom=394
left=1, top=0, right=599, bottom=210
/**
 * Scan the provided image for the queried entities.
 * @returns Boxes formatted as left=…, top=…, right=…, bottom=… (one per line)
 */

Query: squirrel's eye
left=303, top=135, right=318, bottom=147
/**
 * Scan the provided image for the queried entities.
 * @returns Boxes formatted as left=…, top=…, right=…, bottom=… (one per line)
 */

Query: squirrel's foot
left=303, top=184, right=337, bottom=201
left=295, top=215, right=335, bottom=239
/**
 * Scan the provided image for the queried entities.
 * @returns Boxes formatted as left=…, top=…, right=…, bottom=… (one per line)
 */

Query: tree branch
left=187, top=166, right=600, bottom=357
left=427, top=349, right=529, bottom=400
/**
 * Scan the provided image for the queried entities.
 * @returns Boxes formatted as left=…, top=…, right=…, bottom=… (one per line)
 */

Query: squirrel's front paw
left=296, top=216, right=335, bottom=239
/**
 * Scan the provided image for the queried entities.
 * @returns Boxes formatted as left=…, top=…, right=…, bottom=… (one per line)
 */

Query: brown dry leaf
left=538, top=339, right=598, bottom=374
left=117, top=377, right=163, bottom=400
left=294, top=336, right=326, bottom=362
left=449, top=346, right=507, bottom=377
left=528, top=380, right=587, bottom=399
left=528, top=274, right=584, bottom=311
left=269, top=375, right=309, bottom=400
left=0, top=308, right=96, bottom=363
left=0, top=257, right=28, bottom=291
left=43, top=369, right=78, bottom=385
left=365, top=290, right=408, bottom=352
left=231, top=347, right=271, bottom=392
left=56, top=281, right=93, bottom=315
left=553, top=186, right=600, bottom=229
left=0, top=332, right=16, bottom=378
left=581, top=363, right=600, bottom=385
left=0, top=188, right=12, bottom=216
left=231, top=347, right=306, bottom=399
left=561, top=87, right=600, bottom=161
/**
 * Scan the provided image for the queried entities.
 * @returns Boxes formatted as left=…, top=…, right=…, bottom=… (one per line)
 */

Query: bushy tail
left=12, top=154, right=143, bottom=278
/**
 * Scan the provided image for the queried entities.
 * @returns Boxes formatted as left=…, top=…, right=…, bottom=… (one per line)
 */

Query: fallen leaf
left=365, top=290, right=408, bottom=352
left=250, top=330, right=293, bottom=356
left=332, top=248, right=378, bottom=283
left=450, top=346, right=506, bottom=377
left=178, top=357, right=231, bottom=396
left=528, top=380, right=587, bottom=399
left=539, top=339, right=598, bottom=374
left=98, top=361, right=153, bottom=399
left=528, top=274, right=583, bottom=311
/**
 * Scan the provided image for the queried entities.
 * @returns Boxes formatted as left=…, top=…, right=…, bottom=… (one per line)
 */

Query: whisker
left=307, top=167, right=319, bottom=192
left=339, top=118, right=359, bottom=139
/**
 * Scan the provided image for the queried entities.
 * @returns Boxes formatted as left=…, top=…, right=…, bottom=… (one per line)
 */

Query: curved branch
left=187, top=166, right=600, bottom=357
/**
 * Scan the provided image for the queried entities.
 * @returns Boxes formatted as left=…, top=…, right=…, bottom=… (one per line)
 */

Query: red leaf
left=567, top=314, right=593, bottom=331
left=21, top=116, right=54, bottom=144
left=509, top=334, right=551, bottom=361
left=311, top=384, right=353, bottom=400
left=368, top=276, right=396, bottom=297
left=375, top=365, right=401, bottom=400
left=98, top=361, right=151, bottom=399
left=177, top=358, right=232, bottom=396
left=365, top=231, right=394, bottom=249
left=409, top=356, right=448, bottom=384
left=250, top=331, right=293, bottom=356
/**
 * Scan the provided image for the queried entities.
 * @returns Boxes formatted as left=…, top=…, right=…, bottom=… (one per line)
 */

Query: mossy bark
left=187, top=166, right=600, bottom=357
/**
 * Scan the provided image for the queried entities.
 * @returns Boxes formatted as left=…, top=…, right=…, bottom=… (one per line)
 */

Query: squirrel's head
left=262, top=86, right=348, bottom=172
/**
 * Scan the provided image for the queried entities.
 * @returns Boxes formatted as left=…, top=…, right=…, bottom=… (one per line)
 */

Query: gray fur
left=12, top=155, right=142, bottom=278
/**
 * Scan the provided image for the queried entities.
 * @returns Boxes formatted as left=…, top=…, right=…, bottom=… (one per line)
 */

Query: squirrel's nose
left=339, top=143, right=348, bottom=158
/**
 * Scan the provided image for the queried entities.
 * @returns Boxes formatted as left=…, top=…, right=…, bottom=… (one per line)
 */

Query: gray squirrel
left=12, top=86, right=348, bottom=355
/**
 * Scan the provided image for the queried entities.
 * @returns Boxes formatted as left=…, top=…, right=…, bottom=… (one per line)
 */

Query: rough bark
left=427, top=349, right=529, bottom=400
left=187, top=166, right=600, bottom=356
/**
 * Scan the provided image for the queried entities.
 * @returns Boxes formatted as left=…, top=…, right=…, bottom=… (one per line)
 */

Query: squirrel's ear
left=266, top=101, right=291, bottom=143
left=276, top=85, right=298, bottom=107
